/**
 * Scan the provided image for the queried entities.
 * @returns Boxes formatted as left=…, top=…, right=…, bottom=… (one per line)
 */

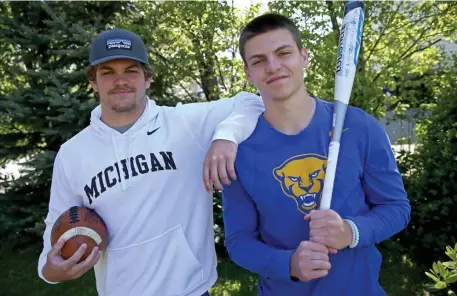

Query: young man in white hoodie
left=37, top=28, right=264, bottom=296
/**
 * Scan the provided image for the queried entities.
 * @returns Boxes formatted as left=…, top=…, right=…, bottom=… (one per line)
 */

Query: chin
left=270, top=90, right=293, bottom=101
left=111, top=102, right=138, bottom=113
left=109, top=94, right=145, bottom=113
left=260, top=84, right=293, bottom=101
left=112, top=106, right=136, bottom=113
left=272, top=94, right=290, bottom=101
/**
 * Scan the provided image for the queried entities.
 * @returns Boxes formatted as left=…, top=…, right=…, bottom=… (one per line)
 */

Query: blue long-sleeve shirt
left=222, top=97, right=411, bottom=296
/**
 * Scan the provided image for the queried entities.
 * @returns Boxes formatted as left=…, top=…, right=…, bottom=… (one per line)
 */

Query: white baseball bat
left=320, top=0, right=365, bottom=210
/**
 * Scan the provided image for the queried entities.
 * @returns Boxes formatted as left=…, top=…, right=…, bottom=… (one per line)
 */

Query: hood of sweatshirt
left=89, top=97, right=159, bottom=191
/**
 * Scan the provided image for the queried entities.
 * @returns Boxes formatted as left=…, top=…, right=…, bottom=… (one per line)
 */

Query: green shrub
left=425, top=243, right=457, bottom=295
left=397, top=63, right=457, bottom=268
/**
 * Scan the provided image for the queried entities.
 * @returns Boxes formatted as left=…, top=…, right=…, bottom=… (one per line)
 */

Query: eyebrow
left=98, top=64, right=140, bottom=71
left=248, top=45, right=294, bottom=62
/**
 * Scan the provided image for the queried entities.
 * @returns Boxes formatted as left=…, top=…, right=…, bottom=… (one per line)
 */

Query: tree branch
left=325, top=1, right=340, bottom=44
left=387, top=3, right=456, bottom=34
left=149, top=47, right=199, bottom=100
left=230, top=0, right=236, bottom=94
left=214, top=54, right=227, bottom=92
left=372, top=14, right=441, bottom=83
left=366, top=4, right=401, bottom=63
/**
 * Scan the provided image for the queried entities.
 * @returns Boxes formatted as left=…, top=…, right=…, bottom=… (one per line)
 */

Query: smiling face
left=89, top=58, right=152, bottom=114
left=243, top=28, right=308, bottom=102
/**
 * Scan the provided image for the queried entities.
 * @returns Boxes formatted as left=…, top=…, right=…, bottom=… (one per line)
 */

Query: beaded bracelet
left=343, top=219, right=359, bottom=248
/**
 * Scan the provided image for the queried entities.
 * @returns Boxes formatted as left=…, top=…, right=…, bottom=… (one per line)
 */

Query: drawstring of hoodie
left=127, top=132, right=133, bottom=189
left=111, top=132, right=129, bottom=191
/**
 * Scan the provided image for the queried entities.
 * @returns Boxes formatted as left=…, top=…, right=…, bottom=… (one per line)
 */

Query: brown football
left=51, top=206, right=108, bottom=262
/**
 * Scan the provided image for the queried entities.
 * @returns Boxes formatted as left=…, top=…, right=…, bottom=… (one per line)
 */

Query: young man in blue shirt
left=222, top=13, right=411, bottom=296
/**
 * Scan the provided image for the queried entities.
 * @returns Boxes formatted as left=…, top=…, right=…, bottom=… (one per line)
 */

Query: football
left=51, top=206, right=108, bottom=262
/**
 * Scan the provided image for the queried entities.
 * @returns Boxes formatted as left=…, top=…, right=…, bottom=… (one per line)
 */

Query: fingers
left=308, top=251, right=329, bottom=262
left=74, top=247, right=100, bottom=277
left=299, top=240, right=329, bottom=254
left=49, top=238, right=66, bottom=259
left=309, top=228, right=328, bottom=237
left=202, top=158, right=211, bottom=192
left=204, top=154, right=231, bottom=192
left=308, top=260, right=331, bottom=271
left=298, top=257, right=331, bottom=281
left=210, top=156, right=223, bottom=191
left=305, top=269, right=330, bottom=280
left=309, top=236, right=329, bottom=247
left=203, top=140, right=238, bottom=192
left=328, top=247, right=338, bottom=254
left=305, top=209, right=338, bottom=221
left=304, top=213, right=311, bottom=221
left=309, top=216, right=343, bottom=231
left=226, top=155, right=237, bottom=181
left=217, top=156, right=231, bottom=186
left=309, top=218, right=330, bottom=229
left=61, top=243, right=87, bottom=270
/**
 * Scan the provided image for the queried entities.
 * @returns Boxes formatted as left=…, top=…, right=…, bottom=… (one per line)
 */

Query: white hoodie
left=37, top=92, right=264, bottom=296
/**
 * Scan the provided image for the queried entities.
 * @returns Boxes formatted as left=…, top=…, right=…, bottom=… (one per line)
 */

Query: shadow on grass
left=0, top=243, right=97, bottom=296
left=378, top=240, right=429, bottom=296
left=210, top=258, right=258, bottom=296
left=0, top=240, right=429, bottom=296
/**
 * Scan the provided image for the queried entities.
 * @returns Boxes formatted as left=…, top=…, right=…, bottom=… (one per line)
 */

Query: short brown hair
left=86, top=63, right=155, bottom=82
left=239, top=13, right=302, bottom=64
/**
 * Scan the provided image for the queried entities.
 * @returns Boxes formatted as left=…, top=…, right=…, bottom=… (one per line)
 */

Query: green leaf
left=446, top=246, right=457, bottom=261
left=438, top=261, right=447, bottom=276
left=443, top=261, right=456, bottom=269
left=426, top=271, right=441, bottom=283
left=434, top=281, right=447, bottom=290
left=433, top=262, right=440, bottom=274
left=445, top=272, right=457, bottom=284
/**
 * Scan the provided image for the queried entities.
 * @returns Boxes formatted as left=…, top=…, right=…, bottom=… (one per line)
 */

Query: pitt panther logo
left=273, top=154, right=327, bottom=214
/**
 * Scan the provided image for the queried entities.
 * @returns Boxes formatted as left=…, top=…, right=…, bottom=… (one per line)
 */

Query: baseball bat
left=320, top=0, right=365, bottom=210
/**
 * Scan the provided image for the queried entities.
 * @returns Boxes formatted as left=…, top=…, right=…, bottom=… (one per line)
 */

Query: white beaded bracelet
left=343, top=219, right=359, bottom=248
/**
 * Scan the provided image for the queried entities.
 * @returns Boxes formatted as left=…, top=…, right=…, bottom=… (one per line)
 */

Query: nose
left=265, top=57, right=281, bottom=73
left=113, top=73, right=129, bottom=86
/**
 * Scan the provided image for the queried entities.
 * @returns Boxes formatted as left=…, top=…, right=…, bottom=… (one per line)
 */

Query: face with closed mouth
left=243, top=28, right=308, bottom=102
left=90, top=58, right=151, bottom=114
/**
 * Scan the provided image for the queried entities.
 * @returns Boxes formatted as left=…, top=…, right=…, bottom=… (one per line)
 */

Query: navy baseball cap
left=89, top=28, right=149, bottom=66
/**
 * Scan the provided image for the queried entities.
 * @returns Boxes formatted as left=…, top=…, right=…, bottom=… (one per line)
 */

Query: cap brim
left=90, top=55, right=148, bottom=66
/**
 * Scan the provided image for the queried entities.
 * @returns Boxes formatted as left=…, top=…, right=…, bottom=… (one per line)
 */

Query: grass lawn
left=0, top=242, right=429, bottom=296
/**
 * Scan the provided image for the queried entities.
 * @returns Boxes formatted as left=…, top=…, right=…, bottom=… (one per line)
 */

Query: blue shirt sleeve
left=349, top=113, right=411, bottom=247
left=222, top=177, right=296, bottom=282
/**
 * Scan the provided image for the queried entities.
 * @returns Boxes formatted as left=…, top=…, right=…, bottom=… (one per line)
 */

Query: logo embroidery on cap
left=106, top=39, right=132, bottom=50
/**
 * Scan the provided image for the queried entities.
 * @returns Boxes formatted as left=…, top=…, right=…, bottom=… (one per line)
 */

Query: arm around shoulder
left=178, top=92, right=264, bottom=151
left=211, top=92, right=264, bottom=145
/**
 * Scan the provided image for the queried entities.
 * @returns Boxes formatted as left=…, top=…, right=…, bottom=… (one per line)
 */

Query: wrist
left=211, top=130, right=238, bottom=145
left=343, top=219, right=359, bottom=248
left=289, top=252, right=299, bottom=281
left=42, top=263, right=61, bottom=283
left=343, top=221, right=352, bottom=248
left=42, top=263, right=54, bottom=281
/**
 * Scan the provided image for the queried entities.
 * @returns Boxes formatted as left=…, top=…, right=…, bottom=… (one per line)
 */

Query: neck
left=263, top=87, right=316, bottom=135
left=101, top=97, right=147, bottom=128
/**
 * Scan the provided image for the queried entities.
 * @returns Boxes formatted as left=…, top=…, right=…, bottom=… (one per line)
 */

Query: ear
left=300, top=48, right=309, bottom=68
left=244, top=65, right=253, bottom=84
left=145, top=76, right=152, bottom=89
left=89, top=80, right=99, bottom=93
